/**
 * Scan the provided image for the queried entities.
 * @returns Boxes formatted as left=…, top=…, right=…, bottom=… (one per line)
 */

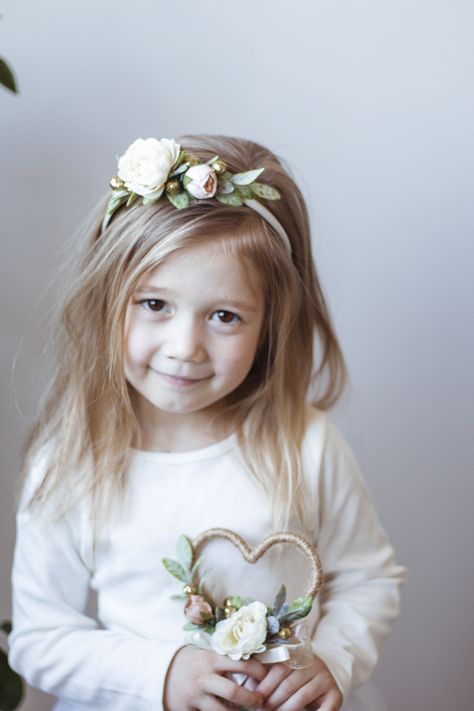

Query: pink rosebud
left=184, top=594, right=213, bottom=625
left=185, top=164, right=218, bottom=199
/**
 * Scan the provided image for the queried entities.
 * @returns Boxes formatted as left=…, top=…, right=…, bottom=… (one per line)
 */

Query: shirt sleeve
left=8, top=458, right=182, bottom=710
left=309, top=418, right=407, bottom=702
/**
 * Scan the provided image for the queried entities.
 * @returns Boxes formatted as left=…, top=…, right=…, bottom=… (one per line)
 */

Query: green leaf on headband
left=217, top=179, right=235, bottom=194
left=167, top=191, right=189, bottom=209
left=176, top=535, right=193, bottom=571
left=216, top=193, right=243, bottom=207
left=142, top=194, right=162, bottom=205
left=171, top=162, right=189, bottom=177
left=126, top=192, right=138, bottom=207
left=206, top=155, right=219, bottom=165
left=250, top=183, right=281, bottom=200
left=107, top=189, right=129, bottom=213
left=162, top=558, right=191, bottom=583
left=231, top=168, right=265, bottom=185
left=236, top=184, right=252, bottom=199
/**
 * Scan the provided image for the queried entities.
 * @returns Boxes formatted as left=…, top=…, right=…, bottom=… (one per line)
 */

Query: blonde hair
left=19, top=134, right=348, bottom=543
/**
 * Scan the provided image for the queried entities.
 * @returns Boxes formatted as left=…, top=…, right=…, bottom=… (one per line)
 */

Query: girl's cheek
left=124, top=325, right=156, bottom=365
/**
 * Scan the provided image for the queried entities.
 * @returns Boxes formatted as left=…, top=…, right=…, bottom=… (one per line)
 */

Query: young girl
left=9, top=134, right=406, bottom=711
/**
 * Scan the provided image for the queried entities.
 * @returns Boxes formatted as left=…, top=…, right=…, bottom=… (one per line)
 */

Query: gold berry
left=165, top=178, right=181, bottom=195
left=278, top=626, right=292, bottom=640
left=183, top=584, right=196, bottom=596
left=212, top=160, right=227, bottom=175
left=224, top=605, right=237, bottom=618
left=184, top=153, right=200, bottom=166
left=110, top=175, right=125, bottom=190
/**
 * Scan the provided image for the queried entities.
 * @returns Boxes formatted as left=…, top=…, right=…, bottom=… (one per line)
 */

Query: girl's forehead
left=134, top=243, right=263, bottom=298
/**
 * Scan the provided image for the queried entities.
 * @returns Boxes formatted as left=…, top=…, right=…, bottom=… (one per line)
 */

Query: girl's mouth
left=152, top=370, right=212, bottom=388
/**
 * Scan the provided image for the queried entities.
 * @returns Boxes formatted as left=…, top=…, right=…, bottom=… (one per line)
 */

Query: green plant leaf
left=107, top=189, right=129, bottom=213
left=273, top=585, right=286, bottom=616
left=0, top=58, right=17, bottom=93
left=183, top=622, right=201, bottom=631
left=166, top=191, right=189, bottom=209
left=176, top=535, right=193, bottom=570
left=278, top=595, right=313, bottom=624
left=0, top=649, right=23, bottom=710
left=217, top=179, right=235, bottom=195
left=170, top=162, right=188, bottom=177
left=1, top=621, right=12, bottom=635
left=237, top=184, right=252, bottom=199
left=230, top=168, right=264, bottom=186
left=216, top=193, right=243, bottom=207
left=250, top=182, right=281, bottom=200
left=126, top=192, right=138, bottom=207
left=162, top=558, right=190, bottom=583
left=206, top=155, right=219, bottom=166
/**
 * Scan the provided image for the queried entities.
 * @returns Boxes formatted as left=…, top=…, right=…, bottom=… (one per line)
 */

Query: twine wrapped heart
left=193, top=527, right=323, bottom=599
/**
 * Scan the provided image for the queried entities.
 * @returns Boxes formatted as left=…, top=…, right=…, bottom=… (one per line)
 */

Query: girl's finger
left=217, top=656, right=268, bottom=683
left=254, top=663, right=292, bottom=699
left=204, top=674, right=264, bottom=709
left=275, top=683, right=342, bottom=711
left=260, top=670, right=310, bottom=709
left=312, top=688, right=343, bottom=711
left=198, top=696, right=234, bottom=711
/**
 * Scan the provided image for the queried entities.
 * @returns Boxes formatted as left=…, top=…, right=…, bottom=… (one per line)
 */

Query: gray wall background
left=1, top=1, right=473, bottom=709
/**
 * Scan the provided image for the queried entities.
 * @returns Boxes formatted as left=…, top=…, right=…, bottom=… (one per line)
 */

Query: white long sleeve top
left=8, top=407, right=406, bottom=711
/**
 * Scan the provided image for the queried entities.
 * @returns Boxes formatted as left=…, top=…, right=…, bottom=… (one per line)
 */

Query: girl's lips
left=153, top=370, right=211, bottom=388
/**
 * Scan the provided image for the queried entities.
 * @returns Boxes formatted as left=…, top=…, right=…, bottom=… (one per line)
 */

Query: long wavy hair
left=19, top=134, right=348, bottom=544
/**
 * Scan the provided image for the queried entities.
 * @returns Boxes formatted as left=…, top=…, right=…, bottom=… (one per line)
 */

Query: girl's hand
left=164, top=645, right=267, bottom=711
left=255, top=656, right=342, bottom=711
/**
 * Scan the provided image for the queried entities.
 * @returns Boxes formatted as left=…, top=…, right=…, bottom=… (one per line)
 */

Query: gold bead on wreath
left=165, top=178, right=181, bottom=195
left=183, top=584, right=197, bottom=596
left=278, top=626, right=292, bottom=640
left=224, top=605, right=237, bottom=618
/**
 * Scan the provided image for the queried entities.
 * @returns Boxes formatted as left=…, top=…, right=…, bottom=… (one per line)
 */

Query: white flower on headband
left=102, top=136, right=282, bottom=233
left=117, top=137, right=181, bottom=198
left=184, top=164, right=218, bottom=199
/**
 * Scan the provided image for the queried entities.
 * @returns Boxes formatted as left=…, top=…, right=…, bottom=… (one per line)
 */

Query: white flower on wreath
left=185, top=164, right=218, bottom=199
left=117, top=137, right=181, bottom=198
left=211, top=601, right=268, bottom=661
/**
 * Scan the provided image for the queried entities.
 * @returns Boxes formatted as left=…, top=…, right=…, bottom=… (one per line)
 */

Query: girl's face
left=123, top=241, right=265, bottom=435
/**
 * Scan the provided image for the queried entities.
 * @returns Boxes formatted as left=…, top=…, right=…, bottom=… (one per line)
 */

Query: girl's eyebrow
left=134, top=285, right=258, bottom=312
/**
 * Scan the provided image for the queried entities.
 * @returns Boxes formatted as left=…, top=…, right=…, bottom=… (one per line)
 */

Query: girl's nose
left=161, top=318, right=206, bottom=363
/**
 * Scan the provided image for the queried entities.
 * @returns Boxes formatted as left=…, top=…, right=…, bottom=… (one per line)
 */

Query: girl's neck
left=133, top=401, right=235, bottom=453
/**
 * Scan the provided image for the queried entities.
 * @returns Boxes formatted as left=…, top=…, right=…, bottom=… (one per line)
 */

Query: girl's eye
left=213, top=310, right=240, bottom=324
left=139, top=299, right=168, bottom=313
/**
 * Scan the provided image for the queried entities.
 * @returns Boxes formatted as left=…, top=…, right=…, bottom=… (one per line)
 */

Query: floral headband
left=102, top=137, right=292, bottom=254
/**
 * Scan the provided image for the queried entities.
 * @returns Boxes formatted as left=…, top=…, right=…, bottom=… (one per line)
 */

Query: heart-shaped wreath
left=162, top=528, right=323, bottom=663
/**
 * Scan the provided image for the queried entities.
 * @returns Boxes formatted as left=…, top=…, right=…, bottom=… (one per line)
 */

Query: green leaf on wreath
left=162, top=558, right=190, bottom=583
left=250, top=182, right=281, bottom=200
left=176, top=535, right=193, bottom=571
left=237, top=184, right=252, bottom=199
left=278, top=594, right=313, bottom=623
left=230, top=168, right=264, bottom=186
left=273, top=585, right=287, bottom=615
